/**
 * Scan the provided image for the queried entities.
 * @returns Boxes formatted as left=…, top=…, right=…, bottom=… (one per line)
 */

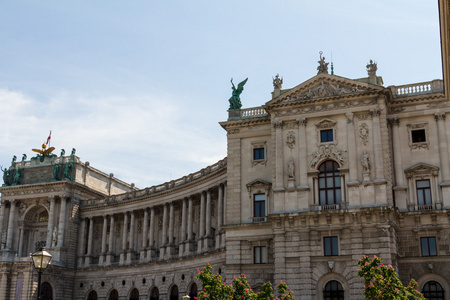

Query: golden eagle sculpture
left=32, top=143, right=55, bottom=157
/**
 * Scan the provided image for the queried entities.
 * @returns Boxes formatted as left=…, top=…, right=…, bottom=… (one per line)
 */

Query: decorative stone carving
left=273, top=74, right=283, bottom=89
left=287, top=158, right=295, bottom=179
left=360, top=151, right=370, bottom=172
left=317, top=51, right=329, bottom=75
left=359, top=123, right=369, bottom=146
left=434, top=112, right=446, bottom=121
left=369, top=108, right=381, bottom=117
left=406, top=122, right=429, bottom=150
left=366, top=60, right=377, bottom=76
left=274, top=98, right=376, bottom=116
left=345, top=112, right=353, bottom=124
left=309, top=144, right=347, bottom=169
left=52, top=227, right=58, bottom=247
left=18, top=201, right=28, bottom=216
left=272, top=121, right=284, bottom=129
left=286, top=131, right=295, bottom=149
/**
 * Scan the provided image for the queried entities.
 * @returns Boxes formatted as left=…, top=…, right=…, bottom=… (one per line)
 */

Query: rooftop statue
left=317, top=51, right=329, bottom=75
left=366, top=60, right=377, bottom=76
left=228, top=78, right=248, bottom=110
left=273, top=74, right=283, bottom=90
left=32, top=143, right=55, bottom=158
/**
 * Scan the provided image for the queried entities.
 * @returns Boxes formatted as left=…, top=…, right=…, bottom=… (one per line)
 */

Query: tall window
left=422, top=281, right=445, bottom=299
left=108, top=289, right=119, bottom=300
left=254, top=246, right=267, bottom=264
left=129, top=288, right=139, bottom=300
left=169, top=285, right=179, bottom=300
left=416, top=180, right=432, bottom=205
left=318, top=161, right=341, bottom=205
left=324, top=236, right=339, bottom=256
left=323, top=281, right=344, bottom=300
left=189, top=283, right=198, bottom=299
left=87, top=291, right=98, bottom=300
left=254, top=194, right=266, bottom=218
left=150, top=287, right=159, bottom=300
left=421, top=237, right=437, bottom=257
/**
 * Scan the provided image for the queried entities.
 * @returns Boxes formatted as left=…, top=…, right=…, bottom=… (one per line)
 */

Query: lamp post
left=31, top=248, right=52, bottom=300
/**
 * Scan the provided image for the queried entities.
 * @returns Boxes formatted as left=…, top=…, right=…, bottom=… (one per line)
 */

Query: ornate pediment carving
left=309, top=144, right=348, bottom=170
left=404, top=163, right=439, bottom=178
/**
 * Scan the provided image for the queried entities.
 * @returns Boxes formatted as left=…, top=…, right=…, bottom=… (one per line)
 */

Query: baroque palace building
left=1, top=2, right=450, bottom=300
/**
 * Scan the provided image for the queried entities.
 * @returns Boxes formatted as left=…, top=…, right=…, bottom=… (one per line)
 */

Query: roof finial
left=331, top=51, right=334, bottom=75
left=317, top=51, right=329, bottom=75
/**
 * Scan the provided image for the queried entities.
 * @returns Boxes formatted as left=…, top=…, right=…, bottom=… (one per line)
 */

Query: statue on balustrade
left=228, top=78, right=248, bottom=110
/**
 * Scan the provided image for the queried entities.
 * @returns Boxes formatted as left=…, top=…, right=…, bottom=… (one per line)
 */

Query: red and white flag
left=45, top=131, right=52, bottom=146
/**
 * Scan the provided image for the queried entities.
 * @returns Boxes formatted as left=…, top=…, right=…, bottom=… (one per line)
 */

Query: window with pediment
left=315, top=119, right=337, bottom=146
left=252, top=141, right=267, bottom=166
left=246, top=179, right=271, bottom=222
left=407, top=122, right=429, bottom=150
left=405, top=163, right=440, bottom=211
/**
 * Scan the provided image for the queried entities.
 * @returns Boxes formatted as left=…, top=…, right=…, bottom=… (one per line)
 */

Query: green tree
left=357, top=255, right=425, bottom=299
left=195, top=263, right=294, bottom=300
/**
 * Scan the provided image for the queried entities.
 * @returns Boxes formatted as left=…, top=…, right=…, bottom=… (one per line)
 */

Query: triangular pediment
left=246, top=178, right=272, bottom=188
left=405, top=162, right=439, bottom=176
left=267, top=73, right=384, bottom=106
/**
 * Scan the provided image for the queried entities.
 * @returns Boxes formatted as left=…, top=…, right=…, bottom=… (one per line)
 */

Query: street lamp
left=31, top=248, right=52, bottom=300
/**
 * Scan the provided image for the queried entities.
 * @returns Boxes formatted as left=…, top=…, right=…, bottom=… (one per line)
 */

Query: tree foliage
left=195, top=263, right=294, bottom=300
left=357, top=255, right=425, bottom=300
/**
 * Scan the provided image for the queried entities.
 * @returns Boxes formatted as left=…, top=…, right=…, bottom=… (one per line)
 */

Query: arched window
left=189, top=283, right=198, bottom=299
left=87, top=291, right=98, bottom=300
left=40, top=282, right=53, bottom=300
left=129, top=288, right=139, bottom=300
left=169, top=285, right=179, bottom=300
left=323, top=280, right=344, bottom=300
left=150, top=287, right=159, bottom=300
left=108, top=289, right=119, bottom=300
left=318, top=161, right=341, bottom=206
left=422, top=281, right=445, bottom=299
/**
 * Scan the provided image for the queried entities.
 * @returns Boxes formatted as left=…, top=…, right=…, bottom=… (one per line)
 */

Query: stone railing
left=82, top=157, right=227, bottom=207
left=320, top=204, right=339, bottom=211
left=228, top=106, right=268, bottom=120
left=390, top=80, right=443, bottom=98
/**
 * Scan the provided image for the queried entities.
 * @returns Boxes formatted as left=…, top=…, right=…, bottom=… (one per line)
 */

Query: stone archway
left=22, top=205, right=49, bottom=256
left=40, top=282, right=53, bottom=300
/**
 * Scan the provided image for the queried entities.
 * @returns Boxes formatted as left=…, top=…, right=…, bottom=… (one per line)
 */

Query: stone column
left=120, top=212, right=128, bottom=265
left=106, top=215, right=115, bottom=265
left=185, top=196, right=193, bottom=255
left=99, top=215, right=108, bottom=265
left=46, top=196, right=56, bottom=248
left=435, top=113, right=450, bottom=182
left=370, top=108, right=385, bottom=180
left=127, top=211, right=135, bottom=264
left=216, top=184, right=223, bottom=250
left=204, top=190, right=212, bottom=251
left=147, top=207, right=155, bottom=260
left=84, top=217, right=93, bottom=267
left=17, top=228, right=24, bottom=257
left=346, top=113, right=358, bottom=182
left=274, top=121, right=284, bottom=190
left=167, top=202, right=175, bottom=256
left=298, top=119, right=308, bottom=187
left=140, top=208, right=148, bottom=261
left=57, top=197, right=67, bottom=248
left=160, top=204, right=168, bottom=259
left=0, top=272, right=7, bottom=300
left=390, top=119, right=404, bottom=186
left=6, top=200, right=16, bottom=250
left=77, top=218, right=86, bottom=267
left=198, top=192, right=205, bottom=253
left=221, top=184, right=226, bottom=248
left=179, top=198, right=187, bottom=257
left=0, top=202, right=5, bottom=250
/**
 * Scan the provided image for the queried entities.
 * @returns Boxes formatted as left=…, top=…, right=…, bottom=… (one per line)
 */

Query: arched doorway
left=422, top=281, right=445, bottom=299
left=323, top=280, right=344, bottom=300
left=150, top=287, right=159, bottom=300
left=108, top=289, right=119, bottom=300
left=169, top=285, right=178, bottom=300
left=87, top=290, right=98, bottom=300
left=318, top=161, right=341, bottom=206
left=189, top=283, right=198, bottom=299
left=22, top=205, right=49, bottom=255
left=129, top=288, right=139, bottom=300
left=40, top=282, right=53, bottom=300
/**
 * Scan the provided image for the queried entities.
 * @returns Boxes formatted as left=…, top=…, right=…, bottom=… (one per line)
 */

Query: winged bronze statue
left=32, top=143, right=55, bottom=157
left=228, top=78, right=248, bottom=110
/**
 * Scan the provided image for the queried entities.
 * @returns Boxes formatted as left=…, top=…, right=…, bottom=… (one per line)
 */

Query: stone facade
left=1, top=1, right=450, bottom=299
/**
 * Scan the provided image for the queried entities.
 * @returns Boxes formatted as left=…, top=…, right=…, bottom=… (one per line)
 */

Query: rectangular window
left=324, top=236, right=338, bottom=256
left=421, top=237, right=437, bottom=257
left=254, top=194, right=265, bottom=218
left=254, top=246, right=267, bottom=264
left=253, top=148, right=265, bottom=160
left=320, top=129, right=333, bottom=143
left=416, top=179, right=432, bottom=205
left=412, top=129, right=426, bottom=143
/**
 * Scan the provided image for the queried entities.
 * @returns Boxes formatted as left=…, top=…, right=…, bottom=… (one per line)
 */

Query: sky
left=0, top=0, right=443, bottom=189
